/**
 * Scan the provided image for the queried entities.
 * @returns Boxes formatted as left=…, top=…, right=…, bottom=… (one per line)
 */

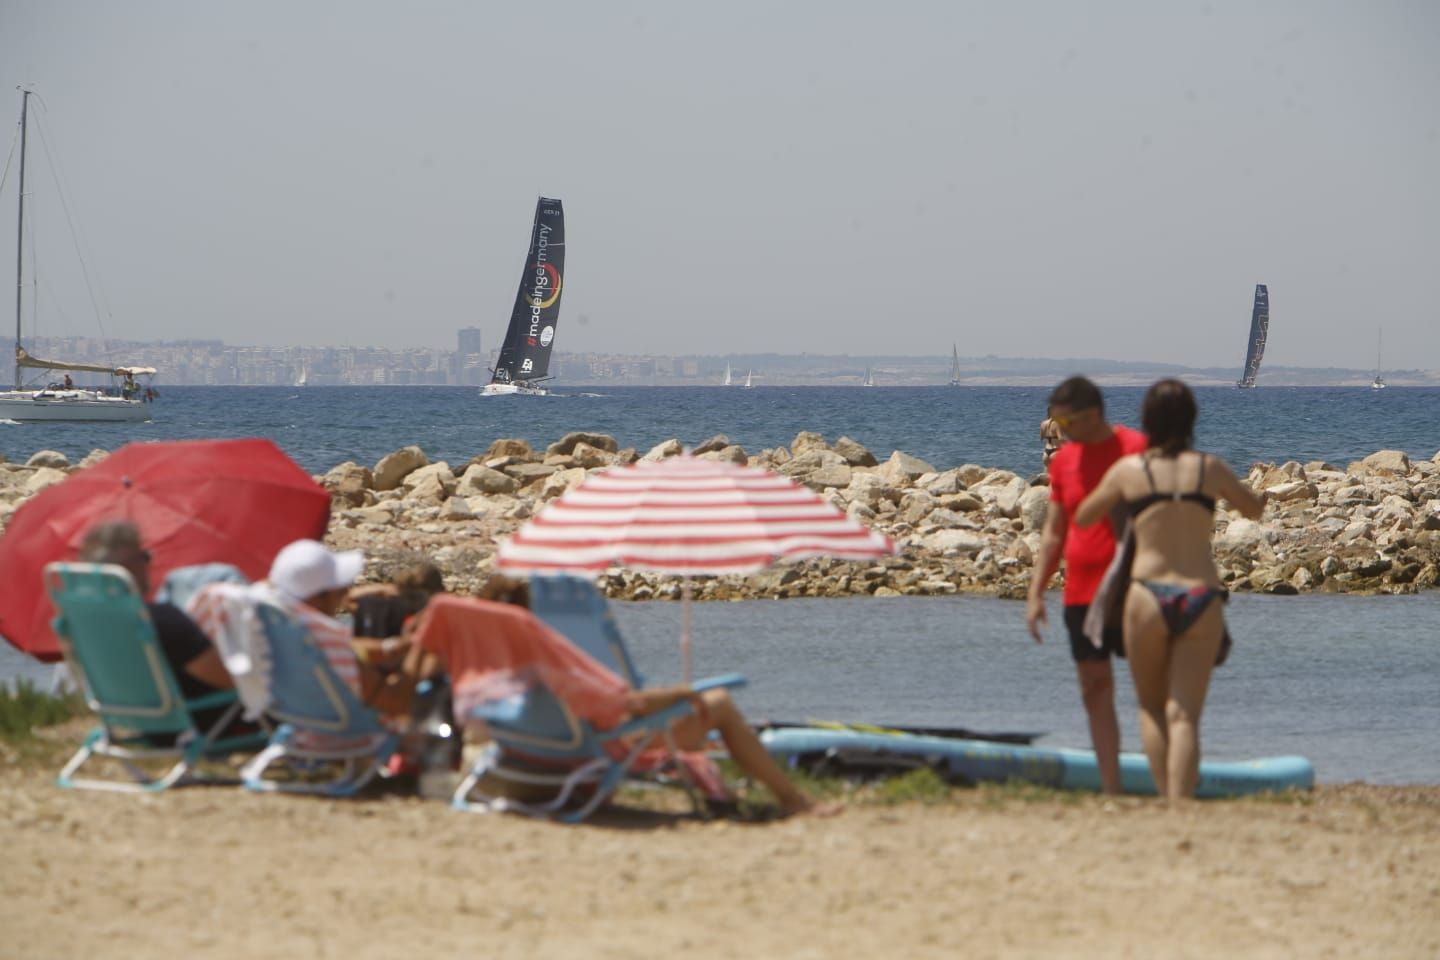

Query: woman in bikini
left=1075, top=379, right=1266, bottom=800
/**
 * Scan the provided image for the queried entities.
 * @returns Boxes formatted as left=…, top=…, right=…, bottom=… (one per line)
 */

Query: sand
left=3, top=720, right=1438, bottom=960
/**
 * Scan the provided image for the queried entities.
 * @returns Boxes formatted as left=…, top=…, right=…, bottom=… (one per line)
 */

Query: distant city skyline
left=2, top=2, right=1436, bottom=370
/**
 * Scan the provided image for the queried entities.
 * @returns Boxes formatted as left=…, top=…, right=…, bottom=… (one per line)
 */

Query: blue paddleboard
left=760, top=726, right=1314, bottom=798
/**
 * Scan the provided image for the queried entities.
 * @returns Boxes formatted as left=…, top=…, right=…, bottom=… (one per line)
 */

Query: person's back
left=1109, top=451, right=1233, bottom=585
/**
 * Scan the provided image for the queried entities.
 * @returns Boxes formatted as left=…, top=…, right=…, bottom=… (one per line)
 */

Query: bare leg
left=1165, top=604, right=1224, bottom=800
left=1076, top=660, right=1121, bottom=794
left=1124, top=585, right=1172, bottom=799
left=669, top=689, right=839, bottom=816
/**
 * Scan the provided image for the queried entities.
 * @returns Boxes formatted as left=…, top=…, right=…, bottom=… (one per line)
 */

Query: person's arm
left=1210, top=454, right=1268, bottom=519
left=1074, top=460, right=1128, bottom=528
left=182, top=647, right=235, bottom=690
left=1026, top=500, right=1068, bottom=642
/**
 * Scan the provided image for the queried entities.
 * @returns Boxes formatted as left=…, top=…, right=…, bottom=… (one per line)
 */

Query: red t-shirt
left=1048, top=424, right=1147, bottom=605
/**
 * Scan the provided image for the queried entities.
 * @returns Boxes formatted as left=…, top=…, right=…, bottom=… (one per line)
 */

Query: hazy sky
left=1, top=1, right=1436, bottom=370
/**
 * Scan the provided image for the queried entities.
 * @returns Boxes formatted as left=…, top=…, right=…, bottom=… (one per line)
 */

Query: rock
left=540, top=466, right=588, bottom=499
left=484, top=438, right=533, bottom=460
left=790, top=431, right=830, bottom=458
left=699, top=444, right=748, bottom=465
left=402, top=462, right=457, bottom=497
left=833, top=436, right=878, bottom=467
left=806, top=463, right=853, bottom=489
left=504, top=462, right=560, bottom=483
left=1216, top=518, right=1269, bottom=551
left=880, top=451, right=936, bottom=485
left=1266, top=480, right=1318, bottom=502
left=547, top=432, right=618, bottom=456
left=920, top=469, right=965, bottom=497
left=1019, top=486, right=1050, bottom=532
left=438, top=497, right=473, bottom=521
left=1361, top=450, right=1411, bottom=475
left=642, top=439, right=683, bottom=461
left=899, top=492, right=937, bottom=526
left=993, top=475, right=1030, bottom=519
left=77, top=449, right=109, bottom=469
left=565, top=442, right=613, bottom=469
left=332, top=476, right=373, bottom=508
left=324, top=461, right=374, bottom=490
left=456, top=464, right=517, bottom=496
left=24, top=467, right=68, bottom=494
left=691, top=434, right=731, bottom=455
left=404, top=471, right=453, bottom=504
left=942, top=492, right=984, bottom=513
left=922, top=529, right=986, bottom=556
left=373, top=445, right=428, bottom=491
left=25, top=450, right=69, bottom=470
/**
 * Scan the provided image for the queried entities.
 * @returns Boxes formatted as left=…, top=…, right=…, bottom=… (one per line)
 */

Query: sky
left=1, top=1, right=1437, bottom=370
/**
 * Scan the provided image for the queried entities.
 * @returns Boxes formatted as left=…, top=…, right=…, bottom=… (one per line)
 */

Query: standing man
left=1025, top=376, right=1147, bottom=794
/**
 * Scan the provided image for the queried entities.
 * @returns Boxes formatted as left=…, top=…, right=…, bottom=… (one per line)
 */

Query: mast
left=14, top=89, right=29, bottom=390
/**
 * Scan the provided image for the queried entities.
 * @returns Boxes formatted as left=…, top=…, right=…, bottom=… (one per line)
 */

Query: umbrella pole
left=681, top=577, right=693, bottom=685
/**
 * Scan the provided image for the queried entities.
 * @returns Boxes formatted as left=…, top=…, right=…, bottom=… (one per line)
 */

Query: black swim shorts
left=1063, top=604, right=1125, bottom=662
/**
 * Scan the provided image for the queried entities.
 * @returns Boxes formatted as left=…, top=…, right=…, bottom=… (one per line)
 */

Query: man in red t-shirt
left=1026, top=376, right=1147, bottom=794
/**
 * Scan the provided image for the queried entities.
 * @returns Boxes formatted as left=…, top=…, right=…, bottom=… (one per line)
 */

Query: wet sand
left=3, top=723, right=1438, bottom=959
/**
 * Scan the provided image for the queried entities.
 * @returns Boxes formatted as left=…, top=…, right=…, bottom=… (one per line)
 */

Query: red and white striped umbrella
left=496, top=454, right=894, bottom=679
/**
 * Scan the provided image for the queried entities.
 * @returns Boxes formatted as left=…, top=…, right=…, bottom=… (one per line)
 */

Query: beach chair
left=154, top=562, right=249, bottom=610
left=453, top=672, right=743, bottom=823
left=44, top=562, right=266, bottom=793
left=449, top=574, right=745, bottom=822
left=239, top=602, right=398, bottom=797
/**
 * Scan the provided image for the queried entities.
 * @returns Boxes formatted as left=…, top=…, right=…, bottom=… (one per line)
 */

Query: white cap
left=268, top=539, right=365, bottom=603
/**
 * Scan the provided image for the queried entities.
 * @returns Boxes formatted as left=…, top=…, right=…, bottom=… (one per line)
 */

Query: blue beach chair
left=239, top=603, right=397, bottom=797
left=44, top=562, right=266, bottom=793
left=449, top=574, right=746, bottom=822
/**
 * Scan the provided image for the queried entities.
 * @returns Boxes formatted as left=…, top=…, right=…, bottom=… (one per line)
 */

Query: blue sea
left=3, top=385, right=1438, bottom=785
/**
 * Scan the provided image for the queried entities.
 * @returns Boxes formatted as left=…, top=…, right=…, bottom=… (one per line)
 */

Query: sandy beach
left=3, top=721, right=1437, bottom=960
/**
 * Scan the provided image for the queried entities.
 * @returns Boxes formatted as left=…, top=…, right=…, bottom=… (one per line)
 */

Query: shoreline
left=4, top=433, right=1438, bottom=602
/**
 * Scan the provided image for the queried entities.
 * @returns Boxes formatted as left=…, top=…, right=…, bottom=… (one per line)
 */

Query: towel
left=185, top=582, right=277, bottom=720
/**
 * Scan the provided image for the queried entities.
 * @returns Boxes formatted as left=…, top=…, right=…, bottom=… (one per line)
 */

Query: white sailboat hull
left=479, top=382, right=550, bottom=397
left=0, top=391, right=151, bottom=422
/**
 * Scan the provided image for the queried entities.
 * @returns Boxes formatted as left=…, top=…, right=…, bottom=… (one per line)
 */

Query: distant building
left=457, top=326, right=484, bottom=385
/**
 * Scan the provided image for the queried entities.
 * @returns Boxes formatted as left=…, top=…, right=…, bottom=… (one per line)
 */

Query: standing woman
left=1074, top=379, right=1266, bottom=800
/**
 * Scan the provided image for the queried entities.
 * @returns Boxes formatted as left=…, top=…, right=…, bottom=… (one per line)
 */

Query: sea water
left=3, top=385, right=1438, bottom=784
left=3, top=384, right=1437, bottom=477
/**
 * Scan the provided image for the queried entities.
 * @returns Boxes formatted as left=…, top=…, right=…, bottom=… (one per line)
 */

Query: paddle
left=757, top=719, right=1043, bottom=746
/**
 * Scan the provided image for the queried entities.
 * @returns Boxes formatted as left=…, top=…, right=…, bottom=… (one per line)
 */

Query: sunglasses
left=1051, top=407, right=1093, bottom=430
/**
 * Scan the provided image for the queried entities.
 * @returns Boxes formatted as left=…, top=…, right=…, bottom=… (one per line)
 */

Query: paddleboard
left=760, top=726, right=1314, bottom=798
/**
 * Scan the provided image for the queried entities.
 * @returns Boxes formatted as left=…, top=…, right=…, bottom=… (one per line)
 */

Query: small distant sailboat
left=861, top=366, right=876, bottom=388
left=1235, top=284, right=1269, bottom=389
left=949, top=344, right=960, bottom=386
left=743, top=369, right=754, bottom=389
left=1371, top=330, right=1387, bottom=390
left=295, top=363, right=309, bottom=388
left=723, top=363, right=733, bottom=386
left=481, top=196, right=565, bottom=397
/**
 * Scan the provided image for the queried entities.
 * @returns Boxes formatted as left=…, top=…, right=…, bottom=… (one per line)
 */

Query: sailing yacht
left=742, top=369, right=754, bottom=389
left=723, top=363, right=733, bottom=386
left=0, top=90, right=156, bottom=422
left=861, top=366, right=876, bottom=387
left=949, top=344, right=960, bottom=386
left=481, top=197, right=565, bottom=397
left=1371, top=330, right=1387, bottom=390
left=1235, top=284, right=1270, bottom=389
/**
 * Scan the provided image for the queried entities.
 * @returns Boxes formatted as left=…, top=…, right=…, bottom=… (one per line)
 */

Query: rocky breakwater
left=3, top=439, right=1437, bottom=600
left=308, top=433, right=1440, bottom=601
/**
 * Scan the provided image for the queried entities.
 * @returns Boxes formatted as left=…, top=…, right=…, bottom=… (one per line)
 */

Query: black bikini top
left=1127, top=453, right=1217, bottom=517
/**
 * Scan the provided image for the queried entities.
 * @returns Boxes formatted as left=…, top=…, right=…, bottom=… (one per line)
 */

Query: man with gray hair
left=78, top=521, right=238, bottom=735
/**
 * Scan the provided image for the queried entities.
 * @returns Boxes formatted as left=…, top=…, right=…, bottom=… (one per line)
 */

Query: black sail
left=492, top=197, right=565, bottom=386
left=1237, top=284, right=1269, bottom=388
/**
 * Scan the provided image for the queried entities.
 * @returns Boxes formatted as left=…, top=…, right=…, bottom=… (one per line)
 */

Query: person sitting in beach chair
left=77, top=521, right=246, bottom=742
left=409, top=580, right=839, bottom=819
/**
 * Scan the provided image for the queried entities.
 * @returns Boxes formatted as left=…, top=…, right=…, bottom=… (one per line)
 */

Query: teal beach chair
left=239, top=602, right=397, bottom=797
left=44, top=562, right=266, bottom=793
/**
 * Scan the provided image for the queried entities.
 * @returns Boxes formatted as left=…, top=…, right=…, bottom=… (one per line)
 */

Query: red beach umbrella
left=496, top=454, right=894, bottom=679
left=0, top=438, right=331, bottom=662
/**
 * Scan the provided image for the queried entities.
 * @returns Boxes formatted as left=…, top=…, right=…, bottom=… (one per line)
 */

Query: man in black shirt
left=78, top=521, right=240, bottom=736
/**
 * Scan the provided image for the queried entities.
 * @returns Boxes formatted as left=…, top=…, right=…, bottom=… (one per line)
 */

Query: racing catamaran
left=1235, top=284, right=1269, bottom=389
left=949, top=344, right=960, bottom=386
left=481, top=197, right=565, bottom=397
